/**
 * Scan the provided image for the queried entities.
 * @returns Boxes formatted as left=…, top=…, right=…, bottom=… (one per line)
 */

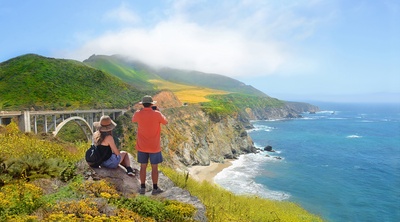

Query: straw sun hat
left=139, top=95, right=157, bottom=104
left=93, top=115, right=117, bottom=132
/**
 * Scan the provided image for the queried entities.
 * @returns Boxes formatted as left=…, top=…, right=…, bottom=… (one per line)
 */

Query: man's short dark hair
left=143, top=103, right=152, bottom=107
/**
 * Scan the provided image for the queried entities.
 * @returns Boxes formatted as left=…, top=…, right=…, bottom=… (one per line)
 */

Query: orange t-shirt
left=132, top=108, right=168, bottom=153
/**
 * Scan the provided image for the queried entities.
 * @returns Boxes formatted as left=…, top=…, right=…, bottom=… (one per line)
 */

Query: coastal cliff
left=244, top=101, right=320, bottom=120
left=121, top=91, right=319, bottom=169
left=162, top=105, right=256, bottom=167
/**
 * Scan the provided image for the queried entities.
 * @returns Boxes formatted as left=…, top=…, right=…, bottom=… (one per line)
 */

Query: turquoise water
left=214, top=103, right=400, bottom=221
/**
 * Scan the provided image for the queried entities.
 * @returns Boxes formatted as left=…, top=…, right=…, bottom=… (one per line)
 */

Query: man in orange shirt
left=132, top=95, right=168, bottom=195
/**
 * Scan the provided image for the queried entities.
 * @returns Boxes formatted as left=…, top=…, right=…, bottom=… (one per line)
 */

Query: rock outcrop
left=83, top=155, right=207, bottom=222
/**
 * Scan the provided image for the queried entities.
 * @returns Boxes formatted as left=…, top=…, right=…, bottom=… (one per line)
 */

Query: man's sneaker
left=151, top=188, right=164, bottom=195
left=139, top=188, right=146, bottom=195
left=127, top=171, right=134, bottom=176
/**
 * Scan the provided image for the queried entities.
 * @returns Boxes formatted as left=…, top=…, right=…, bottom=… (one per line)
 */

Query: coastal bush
left=0, top=122, right=85, bottom=185
left=0, top=122, right=87, bottom=163
left=73, top=179, right=120, bottom=199
left=0, top=180, right=44, bottom=220
left=112, top=195, right=196, bottom=222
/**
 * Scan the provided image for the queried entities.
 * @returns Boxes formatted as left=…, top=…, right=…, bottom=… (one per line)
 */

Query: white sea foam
left=300, top=117, right=315, bottom=120
left=247, top=124, right=275, bottom=132
left=346, top=135, right=362, bottom=138
left=360, top=120, right=374, bottom=123
left=214, top=153, right=290, bottom=201
left=318, top=110, right=338, bottom=114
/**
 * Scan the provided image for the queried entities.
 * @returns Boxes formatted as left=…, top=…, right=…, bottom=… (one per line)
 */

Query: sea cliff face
left=161, top=105, right=256, bottom=168
left=123, top=91, right=318, bottom=168
left=244, top=101, right=320, bottom=120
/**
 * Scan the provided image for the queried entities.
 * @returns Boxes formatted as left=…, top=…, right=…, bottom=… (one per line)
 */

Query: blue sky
left=1, top=0, right=399, bottom=103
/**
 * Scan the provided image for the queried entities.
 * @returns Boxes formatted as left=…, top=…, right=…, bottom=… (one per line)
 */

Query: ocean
left=214, top=102, right=400, bottom=222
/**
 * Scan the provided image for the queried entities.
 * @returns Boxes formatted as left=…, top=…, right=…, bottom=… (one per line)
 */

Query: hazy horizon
left=268, top=92, right=400, bottom=104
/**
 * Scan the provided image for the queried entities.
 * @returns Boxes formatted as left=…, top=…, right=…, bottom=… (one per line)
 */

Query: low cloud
left=66, top=0, right=330, bottom=77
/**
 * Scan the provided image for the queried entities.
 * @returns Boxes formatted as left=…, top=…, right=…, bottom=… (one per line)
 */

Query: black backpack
left=85, top=145, right=104, bottom=168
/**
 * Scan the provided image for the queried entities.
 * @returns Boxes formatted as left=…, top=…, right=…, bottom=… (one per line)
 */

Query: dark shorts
left=137, top=151, right=163, bottom=164
left=101, top=154, right=121, bottom=168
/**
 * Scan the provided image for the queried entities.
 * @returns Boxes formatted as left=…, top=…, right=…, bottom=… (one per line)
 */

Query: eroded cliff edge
left=120, top=91, right=319, bottom=169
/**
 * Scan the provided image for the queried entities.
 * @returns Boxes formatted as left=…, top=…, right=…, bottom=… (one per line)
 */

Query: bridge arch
left=53, top=116, right=93, bottom=142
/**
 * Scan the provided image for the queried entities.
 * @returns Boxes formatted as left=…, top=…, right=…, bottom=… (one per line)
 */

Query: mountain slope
left=156, top=67, right=267, bottom=97
left=0, top=54, right=143, bottom=110
left=83, top=54, right=159, bottom=91
left=84, top=55, right=267, bottom=97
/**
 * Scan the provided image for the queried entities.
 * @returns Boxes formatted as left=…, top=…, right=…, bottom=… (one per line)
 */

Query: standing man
left=132, top=95, right=168, bottom=195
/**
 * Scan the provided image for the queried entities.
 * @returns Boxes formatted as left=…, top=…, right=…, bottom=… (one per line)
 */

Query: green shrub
left=112, top=195, right=197, bottom=221
left=163, top=200, right=196, bottom=222
left=114, top=196, right=165, bottom=220
left=0, top=181, right=44, bottom=220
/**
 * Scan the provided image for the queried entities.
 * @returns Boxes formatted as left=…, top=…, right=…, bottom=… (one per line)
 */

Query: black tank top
left=97, top=145, right=113, bottom=161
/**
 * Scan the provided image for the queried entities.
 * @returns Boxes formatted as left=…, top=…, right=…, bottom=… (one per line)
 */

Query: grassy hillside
left=0, top=54, right=145, bottom=110
left=156, top=67, right=267, bottom=96
left=83, top=54, right=158, bottom=91
left=149, top=79, right=229, bottom=104
left=202, top=93, right=284, bottom=118
left=84, top=55, right=266, bottom=96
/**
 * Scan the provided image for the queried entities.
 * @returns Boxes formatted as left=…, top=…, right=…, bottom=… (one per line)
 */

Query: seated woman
left=93, top=115, right=134, bottom=176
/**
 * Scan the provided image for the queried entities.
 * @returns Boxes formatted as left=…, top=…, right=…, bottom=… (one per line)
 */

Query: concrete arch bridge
left=0, top=109, right=126, bottom=142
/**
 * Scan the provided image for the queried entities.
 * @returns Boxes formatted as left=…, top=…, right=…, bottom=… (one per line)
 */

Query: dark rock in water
left=309, top=111, right=316, bottom=114
left=264, top=145, right=275, bottom=152
left=264, top=145, right=272, bottom=151
left=274, top=156, right=282, bottom=160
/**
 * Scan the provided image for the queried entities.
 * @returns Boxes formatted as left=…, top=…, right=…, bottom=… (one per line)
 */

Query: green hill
left=156, top=67, right=267, bottom=96
left=84, top=54, right=267, bottom=97
left=0, top=54, right=144, bottom=110
left=83, top=54, right=158, bottom=91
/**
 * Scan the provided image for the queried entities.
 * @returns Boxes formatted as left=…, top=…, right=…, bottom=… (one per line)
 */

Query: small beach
left=188, top=160, right=233, bottom=183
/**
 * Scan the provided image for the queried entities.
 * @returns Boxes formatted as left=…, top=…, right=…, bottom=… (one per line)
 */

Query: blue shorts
left=137, top=151, right=163, bottom=164
left=101, top=154, right=121, bottom=168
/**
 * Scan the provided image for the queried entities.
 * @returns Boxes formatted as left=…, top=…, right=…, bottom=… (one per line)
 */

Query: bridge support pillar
left=19, top=111, right=31, bottom=133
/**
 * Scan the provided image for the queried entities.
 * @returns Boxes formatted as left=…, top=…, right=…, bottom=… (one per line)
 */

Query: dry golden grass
left=149, top=79, right=229, bottom=104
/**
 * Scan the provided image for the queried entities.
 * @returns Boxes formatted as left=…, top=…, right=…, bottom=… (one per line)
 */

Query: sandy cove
left=187, top=160, right=233, bottom=183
